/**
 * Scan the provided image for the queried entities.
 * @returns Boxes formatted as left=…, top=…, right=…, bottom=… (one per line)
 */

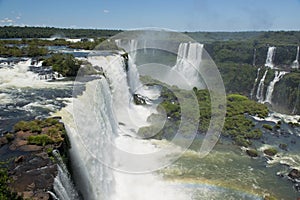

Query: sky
left=0, top=0, right=300, bottom=31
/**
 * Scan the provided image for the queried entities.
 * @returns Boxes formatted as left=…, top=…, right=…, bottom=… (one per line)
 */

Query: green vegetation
left=246, top=149, right=259, bottom=157
left=224, top=94, right=267, bottom=147
left=262, top=124, right=273, bottom=131
left=0, top=169, right=22, bottom=200
left=28, top=134, right=53, bottom=146
left=0, top=42, right=48, bottom=57
left=14, top=118, right=66, bottom=146
left=42, top=53, right=82, bottom=76
left=0, top=26, right=121, bottom=39
left=272, top=72, right=300, bottom=113
left=263, top=148, right=278, bottom=156
left=140, top=80, right=268, bottom=147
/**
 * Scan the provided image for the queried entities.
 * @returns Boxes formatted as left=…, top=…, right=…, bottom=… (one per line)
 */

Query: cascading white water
left=250, top=67, right=261, bottom=99
left=264, top=71, right=287, bottom=104
left=114, top=39, right=143, bottom=93
left=88, top=54, right=153, bottom=135
left=172, top=42, right=204, bottom=89
left=265, top=47, right=276, bottom=69
left=58, top=53, right=190, bottom=200
left=52, top=150, right=79, bottom=200
left=63, top=78, right=116, bottom=200
left=292, top=46, right=299, bottom=69
left=0, top=58, right=66, bottom=88
left=256, top=69, right=268, bottom=102
left=128, top=40, right=143, bottom=93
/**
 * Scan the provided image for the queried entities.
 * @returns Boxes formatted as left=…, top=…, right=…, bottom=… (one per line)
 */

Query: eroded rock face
left=9, top=153, right=57, bottom=200
left=0, top=118, right=70, bottom=200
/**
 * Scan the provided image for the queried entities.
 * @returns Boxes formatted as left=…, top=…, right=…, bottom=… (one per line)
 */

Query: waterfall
left=292, top=46, right=299, bottom=69
left=52, top=150, right=79, bottom=200
left=115, top=39, right=143, bottom=93
left=256, top=69, right=268, bottom=102
left=265, top=47, right=276, bottom=69
left=253, top=48, right=256, bottom=66
left=292, top=83, right=300, bottom=114
left=250, top=67, right=261, bottom=99
left=88, top=54, right=152, bottom=134
left=264, top=71, right=287, bottom=104
left=61, top=78, right=117, bottom=200
left=58, top=53, right=189, bottom=200
left=172, top=42, right=204, bottom=89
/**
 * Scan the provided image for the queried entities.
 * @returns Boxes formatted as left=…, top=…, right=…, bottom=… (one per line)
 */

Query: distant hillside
left=0, top=26, right=122, bottom=39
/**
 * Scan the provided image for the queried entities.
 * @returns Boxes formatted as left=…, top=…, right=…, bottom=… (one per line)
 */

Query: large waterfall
left=256, top=69, right=268, bottom=102
left=292, top=46, right=299, bottom=69
left=59, top=52, right=189, bottom=200
left=265, top=47, right=276, bottom=69
left=264, top=71, right=287, bottom=104
left=172, top=42, right=205, bottom=89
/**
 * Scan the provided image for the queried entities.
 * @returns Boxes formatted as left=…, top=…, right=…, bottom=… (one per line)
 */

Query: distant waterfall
left=250, top=67, right=261, bottom=99
left=172, top=42, right=204, bottom=89
left=265, top=47, right=276, bottom=69
left=264, top=71, right=287, bottom=104
left=52, top=150, right=79, bottom=200
left=252, top=48, right=256, bottom=66
left=292, top=83, right=300, bottom=114
left=292, top=46, right=299, bottom=69
left=256, top=69, right=268, bottom=102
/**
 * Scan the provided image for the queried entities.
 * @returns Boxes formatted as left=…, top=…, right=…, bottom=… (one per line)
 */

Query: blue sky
left=0, top=0, right=300, bottom=31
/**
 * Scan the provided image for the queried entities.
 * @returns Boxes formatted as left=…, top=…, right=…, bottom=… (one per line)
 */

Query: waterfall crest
left=265, top=47, right=276, bottom=69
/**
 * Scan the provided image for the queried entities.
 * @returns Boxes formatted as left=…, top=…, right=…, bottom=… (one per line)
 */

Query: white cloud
left=0, top=18, right=15, bottom=23
left=103, top=9, right=110, bottom=13
left=16, top=16, right=21, bottom=20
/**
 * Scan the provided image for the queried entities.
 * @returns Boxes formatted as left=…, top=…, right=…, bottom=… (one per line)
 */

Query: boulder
left=288, top=169, right=300, bottom=181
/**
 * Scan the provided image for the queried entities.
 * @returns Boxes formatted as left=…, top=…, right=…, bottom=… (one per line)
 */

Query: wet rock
left=14, top=155, right=24, bottom=163
left=9, top=154, right=57, bottom=199
left=279, top=143, right=288, bottom=151
left=246, top=149, right=259, bottom=157
left=18, top=145, right=43, bottom=152
left=133, top=94, right=147, bottom=105
left=288, top=169, right=300, bottom=181
left=0, top=136, right=8, bottom=147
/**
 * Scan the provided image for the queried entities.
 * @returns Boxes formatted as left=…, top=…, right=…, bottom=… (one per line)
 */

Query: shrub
left=264, top=148, right=278, bottom=156
left=262, top=124, right=273, bottom=131
left=13, top=121, right=30, bottom=132
left=28, top=134, right=53, bottom=146
left=5, top=133, right=14, bottom=141
left=246, top=149, right=259, bottom=157
left=0, top=169, right=22, bottom=200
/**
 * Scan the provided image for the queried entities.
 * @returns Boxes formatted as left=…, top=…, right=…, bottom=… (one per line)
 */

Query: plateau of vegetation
left=138, top=78, right=268, bottom=147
